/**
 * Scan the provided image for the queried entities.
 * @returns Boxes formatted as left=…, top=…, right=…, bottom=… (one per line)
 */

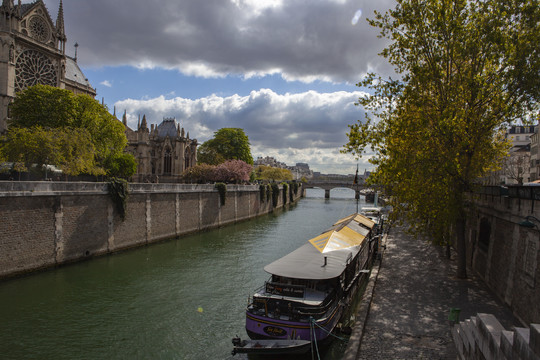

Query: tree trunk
left=455, top=215, right=468, bottom=279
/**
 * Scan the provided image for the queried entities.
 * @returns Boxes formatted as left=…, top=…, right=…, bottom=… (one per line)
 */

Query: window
left=164, top=148, right=172, bottom=175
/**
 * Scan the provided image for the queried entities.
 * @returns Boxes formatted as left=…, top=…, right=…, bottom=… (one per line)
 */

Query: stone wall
left=452, top=313, right=540, bottom=360
left=0, top=181, right=303, bottom=279
left=467, top=193, right=540, bottom=325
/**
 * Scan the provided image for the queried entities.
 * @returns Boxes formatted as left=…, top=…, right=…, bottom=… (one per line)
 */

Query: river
left=0, top=188, right=371, bottom=359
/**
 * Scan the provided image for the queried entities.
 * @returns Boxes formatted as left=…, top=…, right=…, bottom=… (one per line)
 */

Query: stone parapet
left=453, top=313, right=540, bottom=360
left=0, top=181, right=304, bottom=279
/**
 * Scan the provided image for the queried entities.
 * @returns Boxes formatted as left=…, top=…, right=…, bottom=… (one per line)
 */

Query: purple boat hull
left=245, top=304, right=343, bottom=342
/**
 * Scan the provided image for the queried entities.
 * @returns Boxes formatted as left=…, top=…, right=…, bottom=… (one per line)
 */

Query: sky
left=41, top=0, right=397, bottom=175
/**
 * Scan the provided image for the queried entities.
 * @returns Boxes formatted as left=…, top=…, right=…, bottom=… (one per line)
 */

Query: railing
left=474, top=185, right=540, bottom=200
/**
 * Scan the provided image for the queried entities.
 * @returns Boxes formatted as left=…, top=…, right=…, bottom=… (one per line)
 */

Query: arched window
left=164, top=148, right=172, bottom=175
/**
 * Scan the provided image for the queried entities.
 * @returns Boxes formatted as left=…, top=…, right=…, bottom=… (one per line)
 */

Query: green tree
left=343, top=0, right=539, bottom=278
left=198, top=128, right=253, bottom=165
left=73, top=93, right=128, bottom=168
left=255, top=165, right=293, bottom=181
left=5, top=85, right=135, bottom=178
left=1, top=126, right=98, bottom=176
left=197, top=142, right=226, bottom=165
left=104, top=152, right=138, bottom=179
left=9, top=85, right=78, bottom=128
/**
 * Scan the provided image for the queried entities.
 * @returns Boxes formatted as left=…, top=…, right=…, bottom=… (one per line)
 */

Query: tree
left=197, top=142, right=226, bottom=165
left=181, top=163, right=216, bottom=183
left=104, top=152, right=138, bottom=179
left=343, top=0, right=539, bottom=278
left=197, top=128, right=253, bottom=165
left=1, top=126, right=98, bottom=176
left=180, top=160, right=252, bottom=184
left=9, top=85, right=77, bottom=128
left=503, top=149, right=530, bottom=185
left=73, top=93, right=128, bottom=169
left=254, top=165, right=293, bottom=181
left=5, top=85, right=135, bottom=178
left=214, top=160, right=252, bottom=183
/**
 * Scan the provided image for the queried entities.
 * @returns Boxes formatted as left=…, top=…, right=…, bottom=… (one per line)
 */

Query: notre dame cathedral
left=0, top=0, right=95, bottom=133
left=0, top=0, right=197, bottom=182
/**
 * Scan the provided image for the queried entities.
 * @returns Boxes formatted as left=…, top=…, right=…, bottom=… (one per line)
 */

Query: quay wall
left=0, top=181, right=304, bottom=279
left=467, top=192, right=540, bottom=325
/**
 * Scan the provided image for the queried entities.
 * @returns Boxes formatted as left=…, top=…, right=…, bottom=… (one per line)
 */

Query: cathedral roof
left=156, top=118, right=179, bottom=139
left=65, top=57, right=93, bottom=88
left=20, top=4, right=34, bottom=15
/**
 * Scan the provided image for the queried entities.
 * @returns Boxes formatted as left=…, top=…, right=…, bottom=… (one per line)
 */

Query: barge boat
left=245, top=213, right=379, bottom=344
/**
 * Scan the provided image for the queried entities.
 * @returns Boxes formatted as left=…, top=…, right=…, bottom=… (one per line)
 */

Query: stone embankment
left=0, top=181, right=303, bottom=279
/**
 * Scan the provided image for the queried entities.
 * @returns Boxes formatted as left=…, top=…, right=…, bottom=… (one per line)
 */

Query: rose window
left=28, top=16, right=50, bottom=42
left=15, top=49, right=57, bottom=92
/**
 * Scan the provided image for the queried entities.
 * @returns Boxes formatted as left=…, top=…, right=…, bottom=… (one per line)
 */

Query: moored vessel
left=244, top=213, right=379, bottom=344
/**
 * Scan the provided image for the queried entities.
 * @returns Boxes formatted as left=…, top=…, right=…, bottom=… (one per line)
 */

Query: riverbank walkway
left=344, top=224, right=521, bottom=359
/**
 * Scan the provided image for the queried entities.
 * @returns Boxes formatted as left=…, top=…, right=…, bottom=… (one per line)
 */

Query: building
left=123, top=113, right=197, bottom=183
left=530, top=131, right=539, bottom=181
left=485, top=125, right=538, bottom=185
left=254, top=156, right=313, bottom=180
left=0, top=0, right=96, bottom=133
left=503, top=125, right=536, bottom=185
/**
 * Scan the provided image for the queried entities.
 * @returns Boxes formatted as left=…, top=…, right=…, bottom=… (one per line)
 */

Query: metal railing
left=474, top=185, right=540, bottom=200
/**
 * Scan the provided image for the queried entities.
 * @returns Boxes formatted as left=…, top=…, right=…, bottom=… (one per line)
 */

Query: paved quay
left=344, top=225, right=521, bottom=360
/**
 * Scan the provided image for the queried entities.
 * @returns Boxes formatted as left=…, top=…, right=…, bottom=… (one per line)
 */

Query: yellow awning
left=308, top=214, right=370, bottom=253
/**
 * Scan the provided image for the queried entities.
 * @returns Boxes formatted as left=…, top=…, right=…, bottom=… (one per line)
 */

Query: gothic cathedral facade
left=0, top=0, right=198, bottom=182
left=0, top=0, right=96, bottom=133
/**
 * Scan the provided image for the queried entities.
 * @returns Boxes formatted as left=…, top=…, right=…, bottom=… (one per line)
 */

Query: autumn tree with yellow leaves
left=344, top=0, right=539, bottom=278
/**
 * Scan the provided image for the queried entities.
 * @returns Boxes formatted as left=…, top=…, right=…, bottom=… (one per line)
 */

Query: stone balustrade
left=453, top=313, right=540, bottom=360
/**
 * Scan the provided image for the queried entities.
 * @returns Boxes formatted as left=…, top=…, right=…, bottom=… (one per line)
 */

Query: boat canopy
left=263, top=213, right=375, bottom=280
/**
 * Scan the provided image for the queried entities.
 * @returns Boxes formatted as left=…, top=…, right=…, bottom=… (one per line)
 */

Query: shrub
left=215, top=182, right=227, bottom=206
left=108, top=177, right=129, bottom=220
left=259, top=184, right=266, bottom=202
left=271, top=183, right=279, bottom=207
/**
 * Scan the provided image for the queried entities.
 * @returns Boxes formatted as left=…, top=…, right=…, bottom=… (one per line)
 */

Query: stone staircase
left=452, top=313, right=540, bottom=360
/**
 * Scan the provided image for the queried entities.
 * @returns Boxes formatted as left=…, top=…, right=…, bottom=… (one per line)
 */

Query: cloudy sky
left=42, top=0, right=396, bottom=174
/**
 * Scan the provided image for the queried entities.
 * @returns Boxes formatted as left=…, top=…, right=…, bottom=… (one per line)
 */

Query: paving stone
left=352, top=225, right=519, bottom=359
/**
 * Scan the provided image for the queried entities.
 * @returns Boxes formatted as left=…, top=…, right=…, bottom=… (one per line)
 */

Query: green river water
left=0, top=188, right=370, bottom=359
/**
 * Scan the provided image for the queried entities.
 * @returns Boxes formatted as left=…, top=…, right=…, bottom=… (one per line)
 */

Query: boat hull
left=232, top=338, right=311, bottom=355
left=245, top=304, right=343, bottom=342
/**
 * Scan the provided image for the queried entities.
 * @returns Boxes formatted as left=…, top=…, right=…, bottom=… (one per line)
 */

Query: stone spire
left=122, top=110, right=127, bottom=126
left=1, top=0, right=16, bottom=30
left=140, top=114, right=148, bottom=130
left=56, top=0, right=66, bottom=50
left=1, top=0, right=15, bottom=10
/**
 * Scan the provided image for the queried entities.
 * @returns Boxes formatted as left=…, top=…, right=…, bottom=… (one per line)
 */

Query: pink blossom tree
left=214, top=160, right=252, bottom=183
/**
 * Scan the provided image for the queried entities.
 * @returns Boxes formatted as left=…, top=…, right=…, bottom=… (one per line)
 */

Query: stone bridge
left=305, top=179, right=372, bottom=199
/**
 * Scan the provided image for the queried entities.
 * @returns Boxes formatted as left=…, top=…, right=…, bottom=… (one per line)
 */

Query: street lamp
left=518, top=216, right=540, bottom=228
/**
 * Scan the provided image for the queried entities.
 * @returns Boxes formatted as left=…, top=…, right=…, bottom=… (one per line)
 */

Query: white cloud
left=100, top=80, right=112, bottom=87
left=115, top=89, right=372, bottom=174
